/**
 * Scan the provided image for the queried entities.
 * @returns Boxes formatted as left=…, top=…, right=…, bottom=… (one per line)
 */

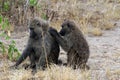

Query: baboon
left=36, top=22, right=60, bottom=69
left=12, top=18, right=60, bottom=72
left=49, top=20, right=90, bottom=70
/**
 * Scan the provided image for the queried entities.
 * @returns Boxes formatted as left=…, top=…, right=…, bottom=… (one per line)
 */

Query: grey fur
left=12, top=18, right=60, bottom=72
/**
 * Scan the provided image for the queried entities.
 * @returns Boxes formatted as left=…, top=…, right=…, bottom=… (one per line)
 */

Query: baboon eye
left=67, top=23, right=70, bottom=28
left=67, top=23, right=72, bottom=28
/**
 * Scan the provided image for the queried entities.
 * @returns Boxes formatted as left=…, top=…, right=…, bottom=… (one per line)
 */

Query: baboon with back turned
left=49, top=20, right=90, bottom=69
left=12, top=18, right=60, bottom=72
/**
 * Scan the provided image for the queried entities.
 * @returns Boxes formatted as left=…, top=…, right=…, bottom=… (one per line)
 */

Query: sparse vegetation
left=0, top=0, right=120, bottom=80
left=0, top=15, right=20, bottom=61
left=0, top=0, right=119, bottom=34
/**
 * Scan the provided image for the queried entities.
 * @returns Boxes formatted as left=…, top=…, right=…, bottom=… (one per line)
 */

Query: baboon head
left=29, top=18, right=49, bottom=39
left=60, top=20, right=76, bottom=36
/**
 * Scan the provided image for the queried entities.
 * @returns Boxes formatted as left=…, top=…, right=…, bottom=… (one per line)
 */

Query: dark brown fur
left=49, top=20, right=90, bottom=69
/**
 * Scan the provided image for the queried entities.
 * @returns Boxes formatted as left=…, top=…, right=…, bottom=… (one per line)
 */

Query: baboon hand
left=49, top=27, right=59, bottom=37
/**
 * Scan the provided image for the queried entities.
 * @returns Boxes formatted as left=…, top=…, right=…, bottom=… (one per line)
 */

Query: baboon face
left=29, top=19, right=42, bottom=38
left=60, top=20, right=75, bottom=36
left=29, top=18, right=48, bottom=38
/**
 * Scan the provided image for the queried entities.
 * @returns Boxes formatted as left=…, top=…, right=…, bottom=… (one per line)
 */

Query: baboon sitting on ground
left=49, top=20, right=90, bottom=70
left=12, top=18, right=60, bottom=72
left=37, top=20, right=60, bottom=69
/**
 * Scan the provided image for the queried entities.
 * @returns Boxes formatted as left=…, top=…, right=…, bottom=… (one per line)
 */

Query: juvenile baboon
left=12, top=18, right=60, bottom=71
left=37, top=23, right=60, bottom=69
left=49, top=20, right=90, bottom=70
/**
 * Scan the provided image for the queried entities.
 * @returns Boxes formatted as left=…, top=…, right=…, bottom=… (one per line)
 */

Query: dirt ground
left=0, top=22, right=120, bottom=80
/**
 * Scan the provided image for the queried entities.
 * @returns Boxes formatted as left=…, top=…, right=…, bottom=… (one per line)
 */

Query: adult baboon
left=49, top=20, right=90, bottom=70
left=12, top=18, right=60, bottom=71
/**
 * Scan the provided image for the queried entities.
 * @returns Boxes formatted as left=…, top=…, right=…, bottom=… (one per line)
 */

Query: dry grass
left=1, top=0, right=119, bottom=36
left=0, top=57, right=120, bottom=80
left=47, top=0, right=120, bottom=36
left=0, top=60, right=87, bottom=80
left=0, top=0, right=120, bottom=80
left=90, top=28, right=103, bottom=36
left=1, top=51, right=120, bottom=80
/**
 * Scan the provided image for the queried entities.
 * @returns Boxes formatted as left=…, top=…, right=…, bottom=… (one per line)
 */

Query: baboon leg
left=15, top=48, right=31, bottom=67
left=29, top=54, right=36, bottom=69
left=28, top=53, right=37, bottom=75
left=67, top=52, right=77, bottom=69
left=38, top=56, right=46, bottom=70
left=67, top=46, right=75, bottom=65
left=74, top=57, right=90, bottom=70
left=36, top=51, right=47, bottom=70
left=24, top=53, right=36, bottom=70
left=37, top=48, right=47, bottom=70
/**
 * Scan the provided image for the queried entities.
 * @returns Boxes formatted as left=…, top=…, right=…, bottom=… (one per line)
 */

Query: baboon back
left=42, top=31, right=59, bottom=65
